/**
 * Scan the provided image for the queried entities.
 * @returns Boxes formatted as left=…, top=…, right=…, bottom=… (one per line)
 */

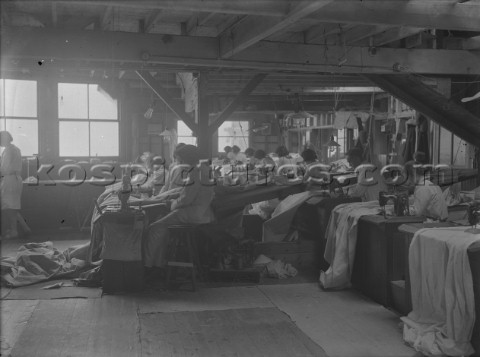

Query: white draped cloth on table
left=402, top=227, right=480, bottom=357
left=319, top=201, right=381, bottom=289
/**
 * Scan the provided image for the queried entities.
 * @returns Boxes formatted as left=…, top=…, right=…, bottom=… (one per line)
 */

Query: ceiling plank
left=305, top=23, right=354, bottom=44
left=343, top=25, right=391, bottom=45
left=464, top=35, right=480, bottom=50
left=311, top=1, right=480, bottom=32
left=373, top=27, right=425, bottom=46
left=51, top=2, right=58, bottom=28
left=186, top=12, right=217, bottom=35
left=144, top=10, right=162, bottom=33
left=3, top=28, right=480, bottom=75
left=208, top=73, right=267, bottom=133
left=101, top=5, right=113, bottom=31
left=219, top=0, right=334, bottom=58
left=55, top=0, right=289, bottom=16
left=135, top=70, right=197, bottom=132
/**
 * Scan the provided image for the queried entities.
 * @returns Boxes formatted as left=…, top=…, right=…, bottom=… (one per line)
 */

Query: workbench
left=351, top=214, right=424, bottom=307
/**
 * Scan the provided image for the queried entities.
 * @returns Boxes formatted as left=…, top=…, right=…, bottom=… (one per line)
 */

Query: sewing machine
left=118, top=174, right=132, bottom=211
left=466, top=201, right=480, bottom=234
left=379, top=191, right=410, bottom=218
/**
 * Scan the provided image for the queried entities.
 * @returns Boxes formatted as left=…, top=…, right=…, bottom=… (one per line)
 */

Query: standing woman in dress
left=0, top=131, right=23, bottom=239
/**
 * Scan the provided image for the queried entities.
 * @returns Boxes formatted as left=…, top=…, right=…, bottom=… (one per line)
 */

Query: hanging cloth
left=416, top=115, right=429, bottom=163
left=402, top=124, right=416, bottom=163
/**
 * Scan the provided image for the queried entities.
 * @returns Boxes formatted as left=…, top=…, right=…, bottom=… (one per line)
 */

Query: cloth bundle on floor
left=1, top=242, right=89, bottom=287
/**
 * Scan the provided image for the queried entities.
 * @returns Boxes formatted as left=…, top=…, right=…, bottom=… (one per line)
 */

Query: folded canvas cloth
left=401, top=227, right=480, bottom=357
left=1, top=242, right=87, bottom=287
left=319, top=201, right=381, bottom=289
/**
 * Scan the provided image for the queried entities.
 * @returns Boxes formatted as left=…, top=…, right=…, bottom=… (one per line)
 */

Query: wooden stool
left=165, top=224, right=202, bottom=291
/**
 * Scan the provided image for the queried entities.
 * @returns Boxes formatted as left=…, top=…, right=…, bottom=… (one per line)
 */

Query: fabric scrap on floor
left=1, top=241, right=90, bottom=287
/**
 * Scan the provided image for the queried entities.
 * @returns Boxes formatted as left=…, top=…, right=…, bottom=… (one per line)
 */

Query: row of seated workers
left=91, top=142, right=456, bottom=275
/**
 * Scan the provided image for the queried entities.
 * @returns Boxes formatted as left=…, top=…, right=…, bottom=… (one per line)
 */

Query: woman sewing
left=405, top=159, right=448, bottom=221
left=143, top=145, right=215, bottom=269
left=0, top=131, right=23, bottom=239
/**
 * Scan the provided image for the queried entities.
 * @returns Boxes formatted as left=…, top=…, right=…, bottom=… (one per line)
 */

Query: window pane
left=58, top=83, right=88, bottom=119
left=177, top=120, right=193, bottom=137
left=59, top=121, right=89, bottom=156
left=218, top=121, right=249, bottom=136
left=452, top=135, right=466, bottom=167
left=88, top=84, right=118, bottom=120
left=5, top=119, right=38, bottom=156
left=0, top=79, right=4, bottom=116
left=439, top=127, right=452, bottom=165
left=90, top=122, right=119, bottom=156
left=5, top=79, right=37, bottom=117
left=0, top=119, right=4, bottom=130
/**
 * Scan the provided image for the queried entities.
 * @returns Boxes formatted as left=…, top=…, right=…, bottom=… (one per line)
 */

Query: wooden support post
left=135, top=70, right=197, bottom=133
left=208, top=73, right=267, bottom=134
left=196, top=72, right=212, bottom=159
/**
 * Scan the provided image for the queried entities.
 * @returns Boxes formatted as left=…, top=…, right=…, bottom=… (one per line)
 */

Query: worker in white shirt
left=405, top=160, right=448, bottom=221
left=346, top=148, right=387, bottom=202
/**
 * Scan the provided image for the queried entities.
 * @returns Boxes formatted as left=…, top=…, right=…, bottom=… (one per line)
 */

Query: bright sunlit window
left=58, top=83, right=119, bottom=157
left=0, top=79, right=38, bottom=156
left=217, top=121, right=249, bottom=152
left=177, top=120, right=197, bottom=145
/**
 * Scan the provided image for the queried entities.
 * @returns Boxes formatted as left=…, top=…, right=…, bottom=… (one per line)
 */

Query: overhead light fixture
left=144, top=100, right=156, bottom=120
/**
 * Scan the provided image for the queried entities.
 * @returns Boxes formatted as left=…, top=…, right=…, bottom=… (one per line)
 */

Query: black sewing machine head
left=468, top=201, right=480, bottom=226
left=379, top=191, right=410, bottom=217
left=118, top=174, right=132, bottom=211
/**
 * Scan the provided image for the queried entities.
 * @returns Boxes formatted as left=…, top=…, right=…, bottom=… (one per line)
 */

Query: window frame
left=0, top=78, right=39, bottom=157
left=216, top=120, right=250, bottom=153
left=57, top=82, right=120, bottom=158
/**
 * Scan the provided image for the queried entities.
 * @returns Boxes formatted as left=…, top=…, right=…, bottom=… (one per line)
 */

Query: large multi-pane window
left=217, top=121, right=249, bottom=151
left=0, top=79, right=38, bottom=156
left=438, top=127, right=467, bottom=166
left=177, top=120, right=197, bottom=145
left=58, top=83, right=119, bottom=157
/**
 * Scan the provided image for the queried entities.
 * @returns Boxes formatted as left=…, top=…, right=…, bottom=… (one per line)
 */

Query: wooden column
left=196, top=72, right=212, bottom=159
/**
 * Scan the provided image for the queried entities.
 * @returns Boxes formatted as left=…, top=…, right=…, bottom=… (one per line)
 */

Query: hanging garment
left=402, top=124, right=416, bottom=163
left=416, top=115, right=430, bottom=163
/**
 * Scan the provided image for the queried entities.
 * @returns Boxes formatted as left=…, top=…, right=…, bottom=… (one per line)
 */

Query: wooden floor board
left=139, top=307, right=327, bottom=357
left=137, top=286, right=273, bottom=314
left=259, top=283, right=416, bottom=357
left=10, top=296, right=141, bottom=357
left=0, top=299, right=38, bottom=356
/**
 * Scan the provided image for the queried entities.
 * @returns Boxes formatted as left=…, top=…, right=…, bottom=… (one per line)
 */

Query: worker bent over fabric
left=143, top=145, right=215, bottom=268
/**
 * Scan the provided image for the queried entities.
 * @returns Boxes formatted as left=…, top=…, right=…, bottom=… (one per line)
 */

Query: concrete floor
left=0, top=234, right=419, bottom=357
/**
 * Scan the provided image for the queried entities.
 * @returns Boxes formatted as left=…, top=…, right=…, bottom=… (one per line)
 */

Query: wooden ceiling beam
left=343, top=25, right=391, bottom=45
left=311, top=1, right=480, bottom=32
left=135, top=70, right=197, bottom=132
left=144, top=10, right=163, bottom=33
left=208, top=73, right=267, bottom=133
left=3, top=28, right=480, bottom=75
left=186, top=12, right=217, bottom=35
left=373, top=27, right=425, bottom=46
left=219, top=0, right=334, bottom=58
left=55, top=0, right=290, bottom=17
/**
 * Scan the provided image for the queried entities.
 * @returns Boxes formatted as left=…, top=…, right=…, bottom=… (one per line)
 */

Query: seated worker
left=223, top=146, right=234, bottom=163
left=346, top=147, right=387, bottom=202
left=231, top=145, right=247, bottom=163
left=143, top=145, right=215, bottom=269
left=244, top=147, right=256, bottom=170
left=134, top=156, right=167, bottom=196
left=275, top=145, right=296, bottom=167
left=298, top=149, right=330, bottom=190
left=405, top=160, right=448, bottom=221
left=252, top=149, right=275, bottom=167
